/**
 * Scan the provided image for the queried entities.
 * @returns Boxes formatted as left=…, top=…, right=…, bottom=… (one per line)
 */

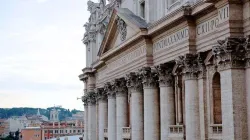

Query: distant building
left=50, top=108, right=59, bottom=122
left=41, top=120, right=84, bottom=140
left=0, top=119, right=7, bottom=138
left=21, top=127, right=42, bottom=140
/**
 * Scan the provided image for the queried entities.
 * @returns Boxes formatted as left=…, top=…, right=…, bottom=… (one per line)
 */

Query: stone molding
left=113, top=78, right=128, bottom=97
left=139, top=67, right=158, bottom=88
left=126, top=72, right=143, bottom=93
left=155, top=63, right=174, bottom=87
left=212, top=37, right=246, bottom=71
left=96, top=88, right=107, bottom=102
left=104, top=82, right=116, bottom=98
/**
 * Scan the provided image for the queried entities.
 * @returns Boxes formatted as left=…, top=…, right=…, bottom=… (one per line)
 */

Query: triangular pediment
left=98, top=8, right=148, bottom=56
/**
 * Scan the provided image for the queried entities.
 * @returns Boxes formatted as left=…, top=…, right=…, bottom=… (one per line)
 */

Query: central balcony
left=122, top=127, right=131, bottom=139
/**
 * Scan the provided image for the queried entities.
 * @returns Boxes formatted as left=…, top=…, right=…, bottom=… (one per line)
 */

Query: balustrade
left=122, top=127, right=131, bottom=139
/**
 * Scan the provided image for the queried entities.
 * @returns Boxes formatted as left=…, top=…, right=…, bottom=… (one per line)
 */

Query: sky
left=0, top=0, right=98, bottom=110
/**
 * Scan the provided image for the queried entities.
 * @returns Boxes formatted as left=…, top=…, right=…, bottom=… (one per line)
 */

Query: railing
left=210, top=124, right=222, bottom=134
left=122, top=127, right=131, bottom=139
left=168, top=125, right=184, bottom=138
left=169, top=125, right=183, bottom=134
left=104, top=128, right=108, bottom=138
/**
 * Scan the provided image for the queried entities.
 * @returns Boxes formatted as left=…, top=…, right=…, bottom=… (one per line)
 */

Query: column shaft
left=84, top=105, right=88, bottom=140
left=98, top=100, right=108, bottom=140
left=108, top=97, right=116, bottom=140
left=220, top=69, right=248, bottom=140
left=88, top=103, right=97, bottom=140
left=185, top=78, right=200, bottom=140
left=143, top=87, right=160, bottom=140
left=116, top=94, right=128, bottom=140
left=247, top=68, right=250, bottom=138
left=160, top=85, right=175, bottom=140
left=131, top=90, right=144, bottom=140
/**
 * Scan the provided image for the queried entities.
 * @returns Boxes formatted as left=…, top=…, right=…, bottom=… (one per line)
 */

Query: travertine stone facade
left=79, top=0, right=250, bottom=140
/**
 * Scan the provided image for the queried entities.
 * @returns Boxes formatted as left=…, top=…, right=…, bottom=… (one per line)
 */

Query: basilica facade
left=79, top=0, right=250, bottom=140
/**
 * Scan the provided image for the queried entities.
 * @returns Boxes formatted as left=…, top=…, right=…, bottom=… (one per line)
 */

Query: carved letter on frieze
left=139, top=67, right=158, bottom=88
left=155, top=63, right=174, bottom=87
left=212, top=37, right=246, bottom=71
left=126, top=72, right=143, bottom=92
left=117, top=17, right=127, bottom=41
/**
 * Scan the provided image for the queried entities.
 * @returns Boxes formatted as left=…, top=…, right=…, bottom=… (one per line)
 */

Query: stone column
left=140, top=67, right=160, bottom=140
left=183, top=54, right=200, bottom=140
left=126, top=72, right=144, bottom=140
left=87, top=92, right=97, bottom=140
left=156, top=64, right=175, bottom=140
left=97, top=88, right=108, bottom=140
left=245, top=36, right=250, bottom=139
left=82, top=96, right=88, bottom=140
left=104, top=83, right=116, bottom=140
left=114, top=78, right=128, bottom=140
left=212, top=37, right=248, bottom=140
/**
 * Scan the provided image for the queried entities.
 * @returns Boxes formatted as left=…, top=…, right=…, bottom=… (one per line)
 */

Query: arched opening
left=212, top=72, right=222, bottom=124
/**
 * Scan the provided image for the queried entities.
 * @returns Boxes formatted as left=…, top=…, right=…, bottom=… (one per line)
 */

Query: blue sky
left=0, top=0, right=98, bottom=110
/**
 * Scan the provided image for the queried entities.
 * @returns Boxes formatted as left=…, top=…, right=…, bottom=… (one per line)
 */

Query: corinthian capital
left=155, top=63, right=174, bottom=87
left=87, top=91, right=97, bottom=105
left=244, top=35, right=250, bottom=68
left=212, top=37, right=246, bottom=70
left=96, top=88, right=107, bottom=102
left=139, top=67, right=158, bottom=88
left=82, top=95, right=89, bottom=106
left=126, top=72, right=143, bottom=92
left=183, top=54, right=200, bottom=80
left=113, top=78, right=128, bottom=97
left=104, top=82, right=115, bottom=98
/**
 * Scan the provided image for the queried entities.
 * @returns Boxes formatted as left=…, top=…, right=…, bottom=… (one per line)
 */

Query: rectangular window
left=139, top=0, right=145, bottom=18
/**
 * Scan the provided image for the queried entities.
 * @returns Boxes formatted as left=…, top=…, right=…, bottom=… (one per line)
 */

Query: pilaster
left=212, top=37, right=248, bottom=140
left=126, top=72, right=144, bottom=140
left=182, top=53, right=201, bottom=140
left=104, top=82, right=116, bottom=140
left=113, top=78, right=128, bottom=140
left=96, top=88, right=108, bottom=140
left=139, top=67, right=160, bottom=140
left=156, top=63, right=175, bottom=140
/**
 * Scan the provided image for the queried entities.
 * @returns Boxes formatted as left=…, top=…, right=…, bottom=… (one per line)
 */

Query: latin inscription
left=108, top=46, right=146, bottom=71
left=153, top=27, right=189, bottom=53
left=197, top=5, right=229, bottom=37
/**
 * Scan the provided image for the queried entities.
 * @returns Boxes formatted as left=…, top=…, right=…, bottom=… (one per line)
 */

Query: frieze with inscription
left=153, top=27, right=189, bottom=53
left=196, top=5, right=229, bottom=37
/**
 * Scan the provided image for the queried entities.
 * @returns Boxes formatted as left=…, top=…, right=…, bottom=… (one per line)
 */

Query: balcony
left=122, top=127, right=131, bottom=139
left=168, top=125, right=184, bottom=138
left=104, top=128, right=108, bottom=138
left=209, top=124, right=222, bottom=140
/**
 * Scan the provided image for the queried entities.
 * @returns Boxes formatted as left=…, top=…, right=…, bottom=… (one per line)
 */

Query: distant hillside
left=0, top=107, right=82, bottom=121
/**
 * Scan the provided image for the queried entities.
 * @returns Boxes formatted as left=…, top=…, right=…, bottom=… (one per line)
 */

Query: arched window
left=212, top=72, right=222, bottom=124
